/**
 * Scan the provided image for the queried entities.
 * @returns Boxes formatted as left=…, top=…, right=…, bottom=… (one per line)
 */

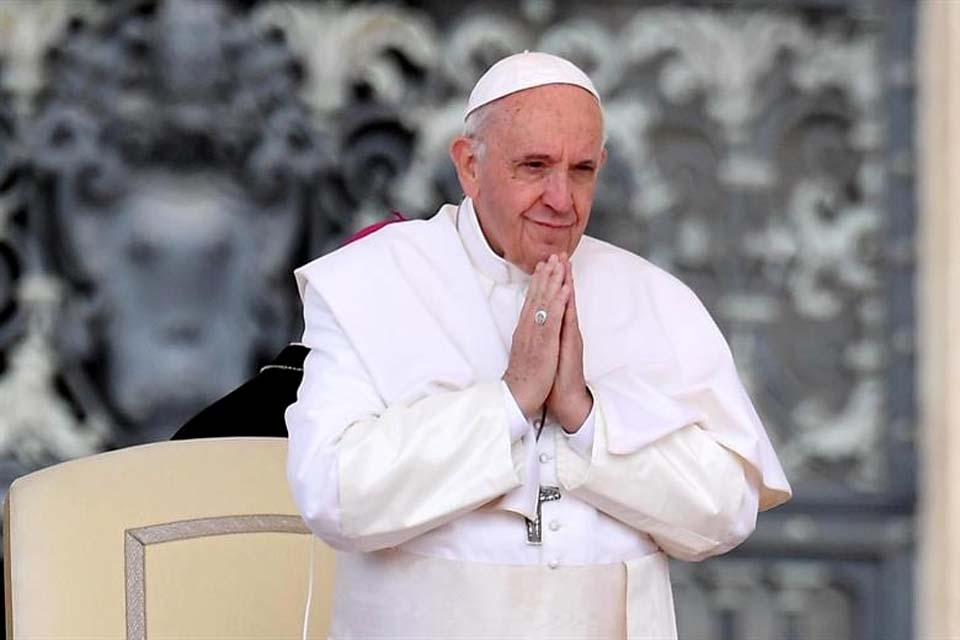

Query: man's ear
left=449, top=136, right=480, bottom=199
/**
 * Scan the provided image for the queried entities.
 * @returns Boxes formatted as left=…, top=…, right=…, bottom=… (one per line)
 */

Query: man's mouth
left=527, top=219, right=573, bottom=230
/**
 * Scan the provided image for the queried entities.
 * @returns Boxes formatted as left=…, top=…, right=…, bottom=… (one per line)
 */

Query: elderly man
left=286, top=52, right=791, bottom=639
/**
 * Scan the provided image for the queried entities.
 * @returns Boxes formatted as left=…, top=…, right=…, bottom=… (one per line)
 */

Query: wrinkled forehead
left=482, top=84, right=606, bottom=143
left=502, top=82, right=602, bottom=111
left=497, top=82, right=602, bottom=115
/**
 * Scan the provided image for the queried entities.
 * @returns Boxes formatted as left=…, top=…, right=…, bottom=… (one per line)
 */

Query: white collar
left=456, top=197, right=531, bottom=286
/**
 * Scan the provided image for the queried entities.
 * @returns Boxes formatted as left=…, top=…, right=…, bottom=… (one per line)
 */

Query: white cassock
left=286, top=198, right=792, bottom=639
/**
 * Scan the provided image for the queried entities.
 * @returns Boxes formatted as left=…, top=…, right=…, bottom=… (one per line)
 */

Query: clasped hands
left=502, top=254, right=593, bottom=433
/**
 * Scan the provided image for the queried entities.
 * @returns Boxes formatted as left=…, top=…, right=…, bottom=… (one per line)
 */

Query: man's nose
left=541, top=170, right=573, bottom=213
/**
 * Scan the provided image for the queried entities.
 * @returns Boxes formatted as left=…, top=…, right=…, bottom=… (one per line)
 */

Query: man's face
left=452, top=84, right=606, bottom=274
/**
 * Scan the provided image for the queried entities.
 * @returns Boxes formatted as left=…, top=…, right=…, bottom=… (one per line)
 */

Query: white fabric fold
left=561, top=397, right=598, bottom=459
left=625, top=552, right=678, bottom=639
left=556, top=402, right=760, bottom=561
left=337, top=381, right=522, bottom=547
left=329, top=548, right=678, bottom=639
left=489, top=426, right=540, bottom=521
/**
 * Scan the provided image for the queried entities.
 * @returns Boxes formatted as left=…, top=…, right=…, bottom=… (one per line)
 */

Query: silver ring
left=534, top=309, right=548, bottom=326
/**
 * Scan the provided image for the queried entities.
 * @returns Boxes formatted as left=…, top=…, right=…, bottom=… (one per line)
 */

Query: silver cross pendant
left=525, top=485, right=561, bottom=544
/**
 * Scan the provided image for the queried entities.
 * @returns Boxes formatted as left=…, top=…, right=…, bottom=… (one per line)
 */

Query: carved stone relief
left=1, top=0, right=331, bottom=456
left=0, top=0, right=104, bottom=119
left=673, top=559, right=857, bottom=639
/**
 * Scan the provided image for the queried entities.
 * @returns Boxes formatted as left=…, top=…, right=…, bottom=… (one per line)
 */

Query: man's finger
left=524, top=258, right=562, bottom=327
left=565, top=280, right=578, bottom=327
left=548, top=283, right=571, bottom=330
left=541, top=255, right=564, bottom=302
left=521, top=260, right=548, bottom=317
left=564, top=261, right=580, bottom=326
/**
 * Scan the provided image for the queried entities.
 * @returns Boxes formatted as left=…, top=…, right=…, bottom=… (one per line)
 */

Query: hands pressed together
left=502, top=254, right=593, bottom=433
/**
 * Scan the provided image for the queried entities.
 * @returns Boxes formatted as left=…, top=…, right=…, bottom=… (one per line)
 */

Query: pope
left=286, top=51, right=792, bottom=639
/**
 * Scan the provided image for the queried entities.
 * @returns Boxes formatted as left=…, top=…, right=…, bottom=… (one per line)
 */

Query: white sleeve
left=556, top=413, right=759, bottom=561
left=560, top=399, right=597, bottom=458
left=554, top=285, right=766, bottom=561
left=286, top=284, right=529, bottom=552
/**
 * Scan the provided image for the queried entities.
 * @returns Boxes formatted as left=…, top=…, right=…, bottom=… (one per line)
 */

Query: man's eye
left=523, top=162, right=546, bottom=170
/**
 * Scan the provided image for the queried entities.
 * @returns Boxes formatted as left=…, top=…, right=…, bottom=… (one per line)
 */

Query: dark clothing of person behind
left=172, top=216, right=407, bottom=441
left=171, top=344, right=306, bottom=440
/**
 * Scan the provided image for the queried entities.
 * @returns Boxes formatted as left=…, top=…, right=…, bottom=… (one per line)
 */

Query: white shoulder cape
left=295, top=203, right=791, bottom=510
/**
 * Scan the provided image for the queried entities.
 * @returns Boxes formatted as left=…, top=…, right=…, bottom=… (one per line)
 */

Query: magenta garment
left=342, top=211, right=408, bottom=246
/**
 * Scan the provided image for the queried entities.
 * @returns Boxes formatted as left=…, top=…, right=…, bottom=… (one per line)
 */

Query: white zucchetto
left=464, top=51, right=601, bottom=120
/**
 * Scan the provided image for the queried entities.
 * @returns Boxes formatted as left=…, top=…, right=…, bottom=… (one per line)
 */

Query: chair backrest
left=4, top=437, right=334, bottom=639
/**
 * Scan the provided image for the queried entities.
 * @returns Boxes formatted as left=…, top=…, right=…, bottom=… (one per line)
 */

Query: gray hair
left=462, top=102, right=497, bottom=159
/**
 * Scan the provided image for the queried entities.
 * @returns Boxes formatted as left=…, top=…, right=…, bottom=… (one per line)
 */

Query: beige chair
left=4, top=437, right=334, bottom=639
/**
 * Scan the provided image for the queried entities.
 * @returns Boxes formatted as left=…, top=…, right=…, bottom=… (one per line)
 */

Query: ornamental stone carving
left=4, top=0, right=331, bottom=451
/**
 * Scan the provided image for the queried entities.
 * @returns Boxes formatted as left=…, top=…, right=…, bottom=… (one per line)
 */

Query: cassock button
left=533, top=418, right=543, bottom=429
left=548, top=520, right=561, bottom=532
left=548, top=559, right=560, bottom=569
left=539, top=453, right=552, bottom=464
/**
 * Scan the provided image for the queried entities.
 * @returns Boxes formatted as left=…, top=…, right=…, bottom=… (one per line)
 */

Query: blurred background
left=1, top=0, right=953, bottom=637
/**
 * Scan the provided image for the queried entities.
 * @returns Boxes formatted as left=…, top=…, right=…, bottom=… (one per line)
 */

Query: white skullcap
left=464, top=51, right=601, bottom=120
